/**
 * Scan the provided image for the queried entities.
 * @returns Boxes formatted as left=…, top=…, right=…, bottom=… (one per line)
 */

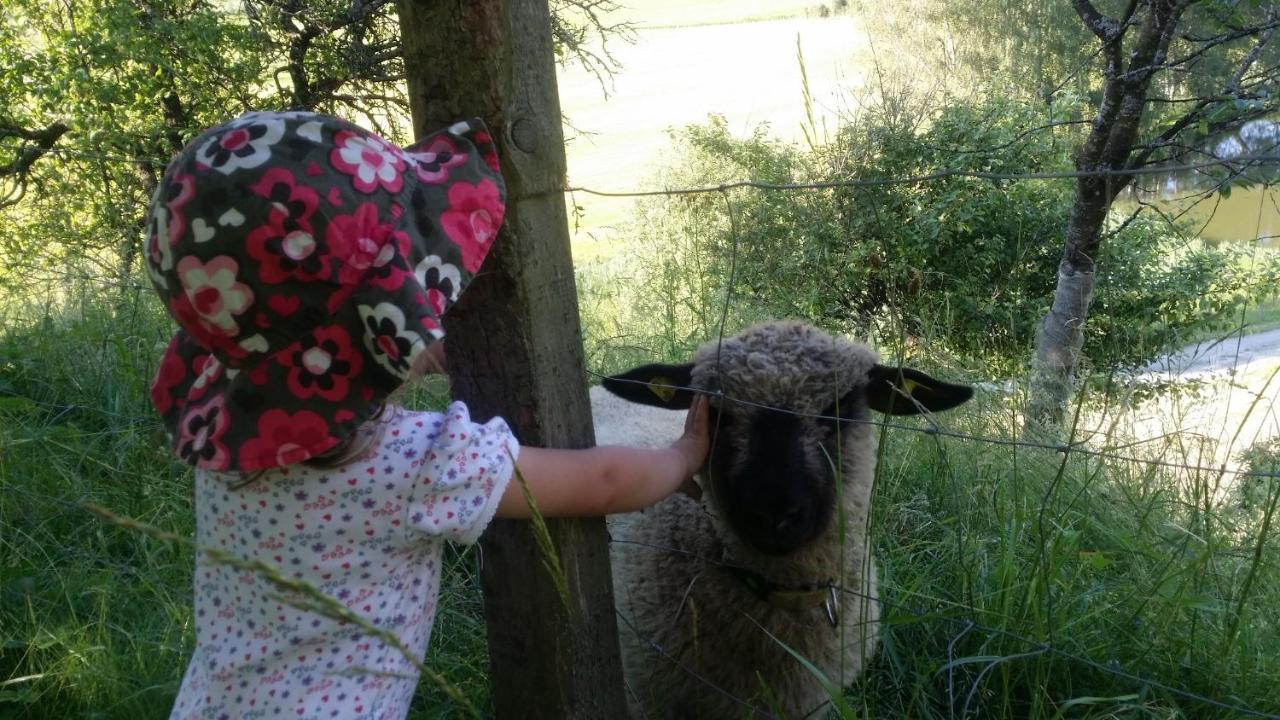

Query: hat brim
left=152, top=277, right=444, bottom=471
left=148, top=116, right=505, bottom=472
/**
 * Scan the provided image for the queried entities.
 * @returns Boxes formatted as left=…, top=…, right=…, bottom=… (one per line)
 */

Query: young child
left=145, top=111, right=709, bottom=719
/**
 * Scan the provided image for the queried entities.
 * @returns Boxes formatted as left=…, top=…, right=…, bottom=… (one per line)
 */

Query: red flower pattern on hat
left=187, top=353, right=222, bottom=401
left=177, top=396, right=231, bottom=469
left=146, top=169, right=196, bottom=289
left=327, top=202, right=407, bottom=286
left=238, top=409, right=337, bottom=469
left=151, top=344, right=188, bottom=415
left=245, top=168, right=326, bottom=283
left=176, top=255, right=255, bottom=336
left=147, top=112, right=506, bottom=471
left=440, top=179, right=503, bottom=273
left=404, top=135, right=468, bottom=184
left=281, top=325, right=363, bottom=402
left=330, top=130, right=406, bottom=195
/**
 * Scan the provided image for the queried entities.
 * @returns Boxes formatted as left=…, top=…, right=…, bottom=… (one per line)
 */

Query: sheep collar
left=724, top=566, right=840, bottom=628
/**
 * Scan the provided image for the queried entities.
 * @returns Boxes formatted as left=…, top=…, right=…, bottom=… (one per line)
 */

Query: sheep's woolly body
left=597, top=322, right=883, bottom=719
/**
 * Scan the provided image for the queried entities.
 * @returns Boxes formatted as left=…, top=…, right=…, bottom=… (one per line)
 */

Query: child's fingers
left=684, top=394, right=709, bottom=437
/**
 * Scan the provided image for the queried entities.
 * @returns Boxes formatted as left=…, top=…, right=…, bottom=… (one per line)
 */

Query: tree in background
left=587, top=104, right=1278, bottom=380
left=864, top=0, right=1280, bottom=430
left=1027, top=0, right=1280, bottom=429
left=0, top=0, right=625, bottom=298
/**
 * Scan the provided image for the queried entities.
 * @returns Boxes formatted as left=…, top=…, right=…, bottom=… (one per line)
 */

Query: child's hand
left=498, top=393, right=713, bottom=518
left=669, top=394, right=711, bottom=479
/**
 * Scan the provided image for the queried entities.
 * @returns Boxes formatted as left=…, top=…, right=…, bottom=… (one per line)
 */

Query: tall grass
left=851, top=394, right=1280, bottom=718
left=0, top=289, right=490, bottom=719
left=1, top=289, right=193, bottom=717
left=575, top=222, right=1280, bottom=718
left=3, top=266, right=1278, bottom=718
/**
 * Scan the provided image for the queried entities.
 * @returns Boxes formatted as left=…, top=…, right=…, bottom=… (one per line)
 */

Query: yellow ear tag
left=901, top=378, right=926, bottom=396
left=649, top=376, right=677, bottom=403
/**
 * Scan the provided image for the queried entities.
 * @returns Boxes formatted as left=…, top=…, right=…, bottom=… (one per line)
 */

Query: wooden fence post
left=397, top=1, right=629, bottom=718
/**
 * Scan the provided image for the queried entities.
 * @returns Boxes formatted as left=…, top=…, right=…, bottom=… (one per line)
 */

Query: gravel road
left=1144, top=326, right=1280, bottom=378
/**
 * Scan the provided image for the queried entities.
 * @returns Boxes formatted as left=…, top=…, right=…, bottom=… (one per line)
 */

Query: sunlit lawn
left=557, top=10, right=867, bottom=261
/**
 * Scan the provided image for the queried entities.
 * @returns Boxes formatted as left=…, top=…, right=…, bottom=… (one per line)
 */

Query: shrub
left=589, top=99, right=1280, bottom=373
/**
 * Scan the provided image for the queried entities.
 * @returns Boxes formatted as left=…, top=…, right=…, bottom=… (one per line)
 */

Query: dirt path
left=1105, top=328, right=1280, bottom=484
left=1143, top=326, right=1280, bottom=378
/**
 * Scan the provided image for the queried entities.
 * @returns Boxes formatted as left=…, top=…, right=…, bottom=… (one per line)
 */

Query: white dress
left=170, top=402, right=516, bottom=719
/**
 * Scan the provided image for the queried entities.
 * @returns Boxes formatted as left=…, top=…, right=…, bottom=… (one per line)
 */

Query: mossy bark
left=398, top=1, right=628, bottom=717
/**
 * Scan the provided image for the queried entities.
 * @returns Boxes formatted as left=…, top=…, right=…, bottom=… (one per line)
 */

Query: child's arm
left=495, top=395, right=710, bottom=518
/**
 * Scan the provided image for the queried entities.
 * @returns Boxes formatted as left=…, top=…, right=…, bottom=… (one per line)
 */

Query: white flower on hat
left=358, top=302, right=426, bottom=379
left=177, top=255, right=255, bottom=335
left=196, top=115, right=286, bottom=175
left=332, top=131, right=406, bottom=194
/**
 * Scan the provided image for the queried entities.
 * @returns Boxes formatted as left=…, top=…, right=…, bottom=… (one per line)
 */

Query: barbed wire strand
left=586, top=374, right=1280, bottom=480
left=565, top=153, right=1280, bottom=198
left=8, top=363, right=1278, bottom=483
left=5, top=367, right=1277, bottom=481
left=20, top=144, right=1280, bottom=198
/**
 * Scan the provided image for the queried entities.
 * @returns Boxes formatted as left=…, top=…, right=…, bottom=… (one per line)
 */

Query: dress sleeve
left=406, top=401, right=518, bottom=545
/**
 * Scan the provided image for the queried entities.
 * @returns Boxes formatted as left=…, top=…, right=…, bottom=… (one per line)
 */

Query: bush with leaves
left=594, top=99, right=1280, bottom=373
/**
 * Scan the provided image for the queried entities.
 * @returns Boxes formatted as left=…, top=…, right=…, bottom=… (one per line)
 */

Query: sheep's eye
left=818, top=405, right=844, bottom=431
left=819, top=392, right=860, bottom=431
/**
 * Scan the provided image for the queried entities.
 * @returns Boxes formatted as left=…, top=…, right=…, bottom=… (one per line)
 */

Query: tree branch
left=1228, top=24, right=1277, bottom=94
left=1072, top=0, right=1120, bottom=41
left=0, top=120, right=70, bottom=208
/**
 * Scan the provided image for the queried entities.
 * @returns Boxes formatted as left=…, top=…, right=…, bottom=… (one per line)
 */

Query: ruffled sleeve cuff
left=406, top=401, right=518, bottom=545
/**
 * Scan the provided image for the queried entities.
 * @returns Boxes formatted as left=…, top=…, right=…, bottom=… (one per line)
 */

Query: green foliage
left=2, top=1, right=249, bottom=297
left=588, top=99, right=1280, bottom=374
left=862, top=0, right=1097, bottom=103
left=1091, top=234, right=1280, bottom=369
left=1, top=292, right=196, bottom=716
left=845, top=401, right=1280, bottom=719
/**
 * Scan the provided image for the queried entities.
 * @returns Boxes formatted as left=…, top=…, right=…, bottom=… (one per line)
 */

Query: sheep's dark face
left=601, top=321, right=974, bottom=557
left=705, top=394, right=865, bottom=554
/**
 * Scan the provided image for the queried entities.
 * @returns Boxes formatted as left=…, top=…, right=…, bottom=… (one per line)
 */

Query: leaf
left=509, top=449, right=572, bottom=615
left=1051, top=693, right=1142, bottom=719
left=749, top=619, right=861, bottom=719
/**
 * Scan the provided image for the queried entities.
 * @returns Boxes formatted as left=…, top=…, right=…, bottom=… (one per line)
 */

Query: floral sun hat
left=146, top=111, right=505, bottom=472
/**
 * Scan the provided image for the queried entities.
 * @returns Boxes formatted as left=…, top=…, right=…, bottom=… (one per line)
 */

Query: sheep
left=593, top=321, right=973, bottom=719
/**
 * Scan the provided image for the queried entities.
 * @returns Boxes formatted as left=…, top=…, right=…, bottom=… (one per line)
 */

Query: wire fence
left=607, top=536, right=1280, bottom=720
left=4, top=131, right=1280, bottom=718
left=572, top=157, right=1279, bottom=718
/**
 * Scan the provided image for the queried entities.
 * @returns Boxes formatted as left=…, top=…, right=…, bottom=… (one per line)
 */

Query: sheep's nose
left=775, top=507, right=802, bottom=532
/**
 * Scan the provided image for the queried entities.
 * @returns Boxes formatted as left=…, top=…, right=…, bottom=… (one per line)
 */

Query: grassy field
left=556, top=10, right=867, bottom=260
left=4, top=289, right=1279, bottom=718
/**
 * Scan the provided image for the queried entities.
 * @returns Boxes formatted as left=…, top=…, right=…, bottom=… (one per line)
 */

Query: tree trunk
left=398, top=1, right=628, bottom=718
left=1026, top=0, right=1184, bottom=431
left=1025, top=179, right=1106, bottom=429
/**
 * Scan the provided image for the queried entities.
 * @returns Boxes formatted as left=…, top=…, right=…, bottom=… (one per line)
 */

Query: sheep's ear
left=601, top=363, right=697, bottom=409
left=865, top=365, right=973, bottom=416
